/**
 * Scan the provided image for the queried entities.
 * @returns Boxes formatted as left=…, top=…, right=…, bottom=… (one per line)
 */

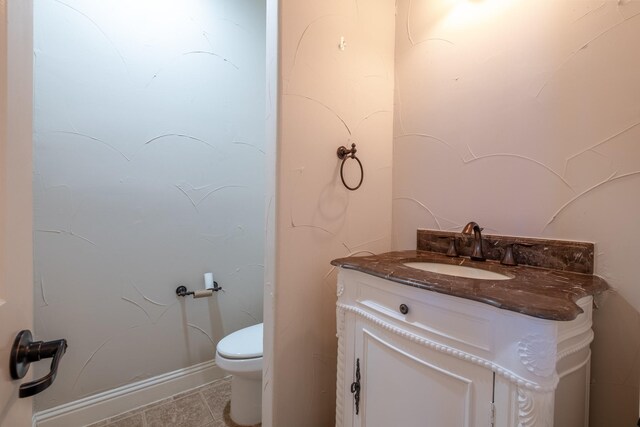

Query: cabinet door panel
left=354, top=320, right=493, bottom=427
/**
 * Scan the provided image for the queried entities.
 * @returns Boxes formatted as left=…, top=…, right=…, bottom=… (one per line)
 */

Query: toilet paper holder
left=176, top=282, right=222, bottom=299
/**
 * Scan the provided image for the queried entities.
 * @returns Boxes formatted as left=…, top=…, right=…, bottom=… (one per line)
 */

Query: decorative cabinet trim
left=337, top=303, right=558, bottom=392
left=335, top=308, right=346, bottom=427
left=517, top=388, right=536, bottom=426
left=517, top=387, right=555, bottom=427
left=518, top=335, right=557, bottom=377
left=556, top=329, right=594, bottom=362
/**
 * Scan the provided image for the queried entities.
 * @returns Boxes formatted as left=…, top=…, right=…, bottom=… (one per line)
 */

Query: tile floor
left=87, top=377, right=260, bottom=427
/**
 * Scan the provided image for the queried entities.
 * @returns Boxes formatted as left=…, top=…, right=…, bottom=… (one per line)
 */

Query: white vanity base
left=335, top=269, right=593, bottom=427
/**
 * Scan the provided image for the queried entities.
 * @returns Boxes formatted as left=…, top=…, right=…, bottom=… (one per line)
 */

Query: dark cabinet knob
left=399, top=304, right=409, bottom=315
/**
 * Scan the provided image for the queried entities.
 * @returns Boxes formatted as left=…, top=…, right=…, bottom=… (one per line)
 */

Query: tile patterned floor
left=87, top=377, right=261, bottom=427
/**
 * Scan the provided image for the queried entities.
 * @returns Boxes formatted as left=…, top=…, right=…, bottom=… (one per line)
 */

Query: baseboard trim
left=34, top=360, right=224, bottom=427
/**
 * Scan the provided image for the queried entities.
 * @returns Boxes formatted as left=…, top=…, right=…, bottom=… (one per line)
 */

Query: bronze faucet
left=462, top=221, right=485, bottom=261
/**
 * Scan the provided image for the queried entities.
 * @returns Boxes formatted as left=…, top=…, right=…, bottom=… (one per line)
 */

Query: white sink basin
left=403, top=262, right=512, bottom=281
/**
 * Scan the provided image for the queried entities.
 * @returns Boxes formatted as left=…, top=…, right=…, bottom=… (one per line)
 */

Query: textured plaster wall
left=393, top=1, right=640, bottom=425
left=272, top=0, right=396, bottom=425
left=33, top=0, right=265, bottom=410
left=262, top=0, right=278, bottom=425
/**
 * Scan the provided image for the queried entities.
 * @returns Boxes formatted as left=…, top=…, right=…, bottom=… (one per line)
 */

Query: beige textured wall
left=33, top=0, right=265, bottom=410
left=0, top=0, right=34, bottom=425
left=392, top=1, right=640, bottom=425
left=272, top=0, right=396, bottom=425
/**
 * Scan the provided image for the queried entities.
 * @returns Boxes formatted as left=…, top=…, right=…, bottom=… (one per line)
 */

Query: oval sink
left=403, top=262, right=512, bottom=281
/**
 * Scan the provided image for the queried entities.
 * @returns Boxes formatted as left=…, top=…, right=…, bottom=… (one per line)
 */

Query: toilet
left=215, top=323, right=263, bottom=426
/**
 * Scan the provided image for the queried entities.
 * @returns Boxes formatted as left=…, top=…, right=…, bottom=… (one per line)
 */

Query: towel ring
left=337, top=143, right=364, bottom=191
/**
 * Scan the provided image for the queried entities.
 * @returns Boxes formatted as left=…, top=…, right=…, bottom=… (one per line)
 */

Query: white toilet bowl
left=215, top=323, right=263, bottom=426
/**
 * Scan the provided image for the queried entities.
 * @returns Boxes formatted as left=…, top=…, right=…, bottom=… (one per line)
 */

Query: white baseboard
left=34, top=360, right=225, bottom=427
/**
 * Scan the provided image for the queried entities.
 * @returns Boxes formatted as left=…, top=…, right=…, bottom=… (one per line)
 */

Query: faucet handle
left=501, top=242, right=532, bottom=266
left=438, top=236, right=458, bottom=257
left=501, top=244, right=517, bottom=266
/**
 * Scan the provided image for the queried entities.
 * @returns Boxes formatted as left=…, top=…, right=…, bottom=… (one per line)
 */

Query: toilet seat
left=215, top=323, right=263, bottom=379
left=216, top=323, right=263, bottom=359
left=215, top=352, right=263, bottom=376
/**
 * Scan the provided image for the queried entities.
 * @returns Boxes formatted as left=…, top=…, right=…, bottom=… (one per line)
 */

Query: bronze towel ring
left=337, top=143, right=363, bottom=191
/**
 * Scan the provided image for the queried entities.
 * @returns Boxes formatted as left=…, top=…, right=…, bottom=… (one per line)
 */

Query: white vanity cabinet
left=335, top=269, right=594, bottom=427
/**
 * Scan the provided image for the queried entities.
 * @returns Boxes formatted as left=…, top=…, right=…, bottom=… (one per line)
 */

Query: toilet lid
left=217, top=323, right=263, bottom=359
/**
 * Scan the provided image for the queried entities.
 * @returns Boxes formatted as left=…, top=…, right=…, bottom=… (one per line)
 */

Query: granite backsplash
left=417, top=229, right=594, bottom=274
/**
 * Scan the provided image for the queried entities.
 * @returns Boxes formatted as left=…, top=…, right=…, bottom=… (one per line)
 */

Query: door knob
left=10, top=330, right=68, bottom=398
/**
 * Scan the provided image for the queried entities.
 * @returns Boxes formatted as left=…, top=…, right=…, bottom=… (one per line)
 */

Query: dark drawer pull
left=399, top=304, right=409, bottom=315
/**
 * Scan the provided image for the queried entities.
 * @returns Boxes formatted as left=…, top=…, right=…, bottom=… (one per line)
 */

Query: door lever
left=10, top=330, right=68, bottom=398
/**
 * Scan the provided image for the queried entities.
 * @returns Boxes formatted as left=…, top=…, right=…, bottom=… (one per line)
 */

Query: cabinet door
left=351, top=319, right=494, bottom=427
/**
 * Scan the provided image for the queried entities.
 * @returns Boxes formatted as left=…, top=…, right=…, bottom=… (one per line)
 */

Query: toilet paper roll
left=193, top=289, right=214, bottom=298
left=204, top=272, right=214, bottom=290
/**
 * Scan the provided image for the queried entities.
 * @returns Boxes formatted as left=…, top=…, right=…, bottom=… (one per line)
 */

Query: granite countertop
left=331, top=250, right=609, bottom=321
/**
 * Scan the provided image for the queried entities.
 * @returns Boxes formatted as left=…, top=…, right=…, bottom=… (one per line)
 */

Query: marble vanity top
left=331, top=250, right=608, bottom=321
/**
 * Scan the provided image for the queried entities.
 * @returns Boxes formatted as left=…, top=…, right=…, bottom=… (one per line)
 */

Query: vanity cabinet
left=335, top=269, right=594, bottom=427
